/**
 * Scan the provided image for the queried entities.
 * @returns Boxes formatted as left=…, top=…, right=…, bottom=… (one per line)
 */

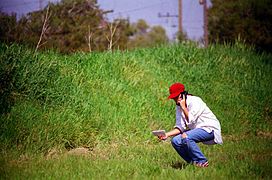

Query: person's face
left=173, top=94, right=182, bottom=105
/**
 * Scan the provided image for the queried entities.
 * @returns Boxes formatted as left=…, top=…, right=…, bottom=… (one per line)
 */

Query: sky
left=0, top=0, right=210, bottom=41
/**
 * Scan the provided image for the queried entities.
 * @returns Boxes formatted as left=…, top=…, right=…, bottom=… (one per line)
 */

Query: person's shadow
left=170, top=161, right=188, bottom=169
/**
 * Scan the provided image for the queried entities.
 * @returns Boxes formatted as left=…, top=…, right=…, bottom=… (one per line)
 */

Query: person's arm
left=166, top=128, right=181, bottom=137
left=179, top=94, right=189, bottom=122
left=159, top=128, right=181, bottom=140
left=159, top=94, right=189, bottom=140
left=181, top=105, right=189, bottom=123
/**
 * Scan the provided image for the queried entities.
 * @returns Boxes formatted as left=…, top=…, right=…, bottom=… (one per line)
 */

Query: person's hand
left=176, top=94, right=186, bottom=108
left=158, top=134, right=168, bottom=140
left=180, top=94, right=186, bottom=108
left=181, top=133, right=187, bottom=139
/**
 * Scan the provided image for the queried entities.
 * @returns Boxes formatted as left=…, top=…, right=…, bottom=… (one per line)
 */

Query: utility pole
left=158, top=0, right=182, bottom=39
left=199, top=0, right=208, bottom=47
left=178, top=0, right=182, bottom=34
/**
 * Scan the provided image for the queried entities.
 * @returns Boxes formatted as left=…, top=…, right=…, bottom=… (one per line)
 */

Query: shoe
left=194, top=161, right=209, bottom=168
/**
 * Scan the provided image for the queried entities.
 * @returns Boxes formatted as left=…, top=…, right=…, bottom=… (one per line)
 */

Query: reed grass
left=0, top=42, right=271, bottom=179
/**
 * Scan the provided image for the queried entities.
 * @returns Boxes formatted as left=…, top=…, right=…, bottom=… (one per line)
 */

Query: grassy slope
left=0, top=42, right=272, bottom=179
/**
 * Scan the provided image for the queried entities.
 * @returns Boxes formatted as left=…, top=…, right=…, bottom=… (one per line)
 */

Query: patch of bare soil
left=46, top=147, right=90, bottom=159
left=256, top=131, right=272, bottom=139
left=46, top=148, right=61, bottom=159
left=66, top=147, right=90, bottom=156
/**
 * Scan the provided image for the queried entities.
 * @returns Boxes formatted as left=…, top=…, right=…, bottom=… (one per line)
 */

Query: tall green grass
left=1, top=42, right=271, bottom=179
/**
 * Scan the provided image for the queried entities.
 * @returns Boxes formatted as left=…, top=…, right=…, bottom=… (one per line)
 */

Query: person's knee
left=171, top=135, right=187, bottom=147
left=171, top=136, right=180, bottom=147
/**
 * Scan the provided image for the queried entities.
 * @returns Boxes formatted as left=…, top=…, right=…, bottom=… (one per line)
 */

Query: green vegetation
left=2, top=0, right=272, bottom=54
left=0, top=0, right=169, bottom=53
left=1, top=42, right=272, bottom=179
left=209, top=0, right=272, bottom=52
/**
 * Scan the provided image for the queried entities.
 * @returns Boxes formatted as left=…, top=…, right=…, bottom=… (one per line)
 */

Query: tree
left=1, top=0, right=131, bottom=53
left=135, top=19, right=149, bottom=34
left=128, top=19, right=168, bottom=49
left=176, top=30, right=188, bottom=43
left=148, top=26, right=168, bottom=44
left=0, top=2, right=168, bottom=53
left=208, top=0, right=272, bottom=52
left=0, top=12, right=17, bottom=43
left=103, top=18, right=132, bottom=51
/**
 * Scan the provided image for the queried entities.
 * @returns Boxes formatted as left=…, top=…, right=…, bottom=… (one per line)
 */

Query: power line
left=158, top=0, right=182, bottom=35
left=110, top=1, right=169, bottom=16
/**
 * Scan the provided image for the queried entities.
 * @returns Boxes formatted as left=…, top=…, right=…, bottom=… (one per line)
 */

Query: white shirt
left=174, top=95, right=223, bottom=144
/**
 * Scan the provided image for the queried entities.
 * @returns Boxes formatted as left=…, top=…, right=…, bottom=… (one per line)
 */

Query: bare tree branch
left=105, top=21, right=120, bottom=51
left=35, top=5, right=50, bottom=53
left=86, top=25, right=94, bottom=52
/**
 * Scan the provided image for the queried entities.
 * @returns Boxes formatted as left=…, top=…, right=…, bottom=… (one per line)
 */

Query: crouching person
left=159, top=83, right=223, bottom=167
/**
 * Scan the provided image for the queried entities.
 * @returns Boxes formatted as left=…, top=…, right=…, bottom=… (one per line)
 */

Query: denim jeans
left=171, top=128, right=214, bottom=164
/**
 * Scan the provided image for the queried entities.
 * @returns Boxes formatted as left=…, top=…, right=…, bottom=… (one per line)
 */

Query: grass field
left=1, top=42, right=272, bottom=179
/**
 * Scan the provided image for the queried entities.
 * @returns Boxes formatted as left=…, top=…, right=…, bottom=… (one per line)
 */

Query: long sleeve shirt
left=174, top=95, right=223, bottom=145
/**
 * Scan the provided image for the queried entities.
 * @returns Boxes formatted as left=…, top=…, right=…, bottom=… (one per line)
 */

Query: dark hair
left=180, top=91, right=188, bottom=99
left=180, top=91, right=193, bottom=99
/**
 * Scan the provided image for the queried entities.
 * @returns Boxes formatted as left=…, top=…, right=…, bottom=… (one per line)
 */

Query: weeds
left=0, top=42, right=271, bottom=179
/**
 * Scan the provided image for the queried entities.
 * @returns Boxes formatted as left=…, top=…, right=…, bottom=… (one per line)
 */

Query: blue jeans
left=171, top=128, right=214, bottom=164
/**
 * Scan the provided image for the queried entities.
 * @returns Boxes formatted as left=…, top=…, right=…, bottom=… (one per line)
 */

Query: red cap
left=168, top=83, right=185, bottom=99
